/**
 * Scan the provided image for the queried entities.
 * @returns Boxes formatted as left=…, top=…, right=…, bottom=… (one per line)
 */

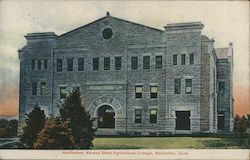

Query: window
left=150, top=86, right=158, bottom=98
left=40, top=82, right=46, bottom=95
left=189, top=54, right=194, bottom=65
left=32, top=82, right=37, bottom=95
left=131, top=57, right=138, bottom=70
left=181, top=54, right=186, bottom=65
left=78, top=58, right=84, bottom=71
left=67, top=58, right=73, bottom=71
left=156, top=56, right=162, bottom=69
left=185, top=79, right=192, bottom=94
left=135, top=86, right=143, bottom=98
left=104, top=57, right=110, bottom=70
left=219, top=82, right=225, bottom=93
left=102, top=28, right=113, bottom=40
left=93, top=58, right=99, bottom=71
left=174, top=79, right=181, bottom=94
left=38, top=60, right=41, bottom=70
left=60, top=86, right=67, bottom=99
left=44, top=59, right=48, bottom=70
left=150, top=109, right=157, bottom=124
left=143, top=56, right=150, bottom=69
left=115, top=57, right=121, bottom=70
left=31, top=60, right=35, bottom=70
left=135, top=109, right=142, bottom=123
left=173, top=55, right=177, bottom=65
left=57, top=59, right=63, bottom=72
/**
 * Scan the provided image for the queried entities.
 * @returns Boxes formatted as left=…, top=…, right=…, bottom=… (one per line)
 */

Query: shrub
left=20, top=105, right=46, bottom=148
left=234, top=115, right=248, bottom=135
left=60, top=89, right=95, bottom=149
left=34, top=118, right=74, bottom=149
left=0, top=119, right=18, bottom=138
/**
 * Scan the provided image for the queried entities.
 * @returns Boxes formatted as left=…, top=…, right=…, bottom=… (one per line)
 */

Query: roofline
left=112, top=16, right=163, bottom=32
left=59, top=15, right=163, bottom=37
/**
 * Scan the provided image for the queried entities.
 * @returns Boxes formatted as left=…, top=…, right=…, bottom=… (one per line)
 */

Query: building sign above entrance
left=86, top=84, right=126, bottom=91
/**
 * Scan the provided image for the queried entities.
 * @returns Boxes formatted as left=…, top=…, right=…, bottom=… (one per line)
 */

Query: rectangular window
left=156, top=56, right=162, bottom=69
left=67, top=58, right=73, bottom=71
left=31, top=60, right=35, bottom=70
left=93, top=58, right=99, bottom=71
left=40, top=82, right=46, bottom=95
left=143, top=56, right=150, bottom=69
left=60, top=86, right=67, bottom=99
left=57, top=59, right=63, bottom=72
left=181, top=54, right=186, bottom=65
left=150, top=86, right=158, bottom=98
left=173, top=55, right=177, bottom=65
left=38, top=60, right=41, bottom=70
left=190, top=54, right=194, bottom=65
left=219, top=82, right=225, bottom=93
left=150, top=109, right=157, bottom=124
left=174, top=79, right=181, bottom=94
left=135, top=109, right=142, bottom=123
left=131, top=57, right=138, bottom=70
left=32, top=82, right=37, bottom=95
left=135, top=86, right=143, bottom=98
left=44, top=59, right=48, bottom=70
left=78, top=58, right=84, bottom=71
left=104, top=57, right=110, bottom=70
left=115, top=57, right=121, bottom=70
left=185, top=79, right=192, bottom=94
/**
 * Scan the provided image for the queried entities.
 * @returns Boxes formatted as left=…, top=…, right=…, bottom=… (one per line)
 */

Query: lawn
left=1, top=135, right=249, bottom=149
left=93, top=136, right=248, bottom=149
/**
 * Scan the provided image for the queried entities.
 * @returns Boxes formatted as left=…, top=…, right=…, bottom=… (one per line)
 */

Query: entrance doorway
left=176, top=111, right=190, bottom=130
left=97, top=105, right=115, bottom=128
left=217, top=113, right=225, bottom=131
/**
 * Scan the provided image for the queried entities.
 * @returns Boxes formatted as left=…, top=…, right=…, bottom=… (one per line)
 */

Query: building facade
left=18, top=13, right=234, bottom=135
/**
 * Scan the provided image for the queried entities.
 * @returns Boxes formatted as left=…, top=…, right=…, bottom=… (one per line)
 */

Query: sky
left=0, top=1, right=249, bottom=117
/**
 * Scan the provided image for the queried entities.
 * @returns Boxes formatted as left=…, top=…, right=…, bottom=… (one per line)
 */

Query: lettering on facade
left=87, top=85, right=125, bottom=91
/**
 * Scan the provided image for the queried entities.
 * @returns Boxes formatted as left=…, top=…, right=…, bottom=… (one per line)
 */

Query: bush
left=60, top=89, right=95, bottom=149
left=234, top=115, right=248, bottom=136
left=0, top=119, right=18, bottom=138
left=20, top=105, right=46, bottom=148
left=34, top=118, right=74, bottom=149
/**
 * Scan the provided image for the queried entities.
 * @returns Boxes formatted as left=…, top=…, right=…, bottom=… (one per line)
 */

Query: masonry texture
left=18, top=13, right=234, bottom=135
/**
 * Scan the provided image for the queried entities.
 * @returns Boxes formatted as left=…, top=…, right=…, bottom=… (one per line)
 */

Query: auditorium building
left=18, top=12, right=234, bottom=135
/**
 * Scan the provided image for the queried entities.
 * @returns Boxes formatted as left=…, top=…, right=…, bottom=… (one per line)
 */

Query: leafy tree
left=9, top=119, right=18, bottom=136
left=33, top=118, right=74, bottom=149
left=60, top=89, right=95, bottom=149
left=234, top=115, right=248, bottom=136
left=247, top=114, right=250, bottom=128
left=20, top=105, right=46, bottom=148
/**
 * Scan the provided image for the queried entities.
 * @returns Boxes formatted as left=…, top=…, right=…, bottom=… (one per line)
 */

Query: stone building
left=18, top=13, right=233, bottom=135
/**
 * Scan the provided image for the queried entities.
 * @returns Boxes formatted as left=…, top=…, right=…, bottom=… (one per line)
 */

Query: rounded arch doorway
left=97, top=105, right=115, bottom=128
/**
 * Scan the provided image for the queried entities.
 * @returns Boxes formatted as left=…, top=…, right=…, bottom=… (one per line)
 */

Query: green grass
left=1, top=135, right=249, bottom=149
left=93, top=137, right=232, bottom=149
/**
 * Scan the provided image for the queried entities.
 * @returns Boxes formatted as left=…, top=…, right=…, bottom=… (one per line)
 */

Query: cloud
left=0, top=85, right=18, bottom=116
left=0, top=1, right=249, bottom=116
left=233, top=84, right=250, bottom=116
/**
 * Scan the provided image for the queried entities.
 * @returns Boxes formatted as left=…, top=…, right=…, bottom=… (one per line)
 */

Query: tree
left=247, top=114, right=250, bottom=128
left=33, top=118, right=74, bottom=149
left=60, top=89, right=95, bottom=149
left=20, top=105, right=46, bottom=148
left=234, top=115, right=248, bottom=136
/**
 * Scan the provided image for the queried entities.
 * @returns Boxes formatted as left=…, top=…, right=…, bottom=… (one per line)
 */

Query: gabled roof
left=215, top=48, right=230, bottom=59
left=59, top=13, right=163, bottom=37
